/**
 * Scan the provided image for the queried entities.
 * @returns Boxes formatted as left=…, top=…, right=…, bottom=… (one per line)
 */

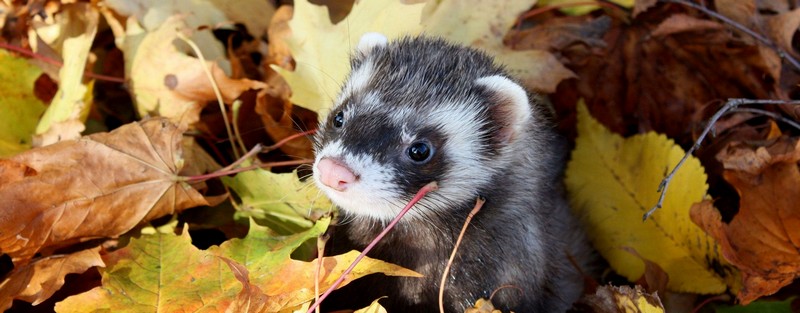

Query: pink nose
left=316, top=158, right=358, bottom=191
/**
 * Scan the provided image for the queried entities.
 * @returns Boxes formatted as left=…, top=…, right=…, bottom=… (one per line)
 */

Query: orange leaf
left=691, top=137, right=800, bottom=304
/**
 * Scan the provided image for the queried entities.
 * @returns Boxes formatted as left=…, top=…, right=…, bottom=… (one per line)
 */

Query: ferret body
left=312, top=33, right=592, bottom=312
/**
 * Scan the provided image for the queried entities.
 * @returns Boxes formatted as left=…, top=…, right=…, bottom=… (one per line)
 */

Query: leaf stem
left=306, top=181, right=439, bottom=313
left=184, top=159, right=312, bottom=183
left=439, top=197, right=485, bottom=313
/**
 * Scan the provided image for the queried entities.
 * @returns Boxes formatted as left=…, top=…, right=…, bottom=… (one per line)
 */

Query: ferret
left=312, top=33, right=593, bottom=313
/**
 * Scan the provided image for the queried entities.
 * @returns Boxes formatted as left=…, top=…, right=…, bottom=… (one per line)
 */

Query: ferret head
left=312, top=33, right=537, bottom=222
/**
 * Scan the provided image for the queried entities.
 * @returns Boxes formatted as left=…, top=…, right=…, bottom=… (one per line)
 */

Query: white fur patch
left=313, top=140, right=403, bottom=221
left=424, top=100, right=496, bottom=211
left=475, top=75, right=531, bottom=141
left=357, top=32, right=388, bottom=55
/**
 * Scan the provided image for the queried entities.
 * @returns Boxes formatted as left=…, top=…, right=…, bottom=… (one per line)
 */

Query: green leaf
left=223, top=168, right=331, bottom=234
left=565, top=101, right=733, bottom=293
left=0, top=50, right=47, bottom=157
left=54, top=229, right=241, bottom=313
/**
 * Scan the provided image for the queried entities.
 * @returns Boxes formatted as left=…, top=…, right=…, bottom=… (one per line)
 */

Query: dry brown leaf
left=633, top=0, right=658, bottom=17
left=691, top=137, right=800, bottom=304
left=0, top=246, right=104, bottom=311
left=714, top=0, right=758, bottom=32
left=505, top=15, right=609, bottom=52
left=0, top=118, right=208, bottom=266
left=650, top=14, right=725, bottom=37
left=0, top=159, right=37, bottom=184
left=764, top=8, right=800, bottom=54
left=259, top=4, right=315, bottom=160
left=550, top=5, right=789, bottom=146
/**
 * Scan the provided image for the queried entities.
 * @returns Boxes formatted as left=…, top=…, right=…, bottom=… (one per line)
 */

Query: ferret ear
left=357, top=32, right=388, bottom=56
left=475, top=75, right=532, bottom=143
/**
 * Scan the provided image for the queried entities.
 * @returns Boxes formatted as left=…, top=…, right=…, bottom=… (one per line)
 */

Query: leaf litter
left=1, top=0, right=800, bottom=311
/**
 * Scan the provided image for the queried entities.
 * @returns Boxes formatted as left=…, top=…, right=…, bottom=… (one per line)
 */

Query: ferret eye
left=333, top=111, right=344, bottom=128
left=407, top=142, right=432, bottom=163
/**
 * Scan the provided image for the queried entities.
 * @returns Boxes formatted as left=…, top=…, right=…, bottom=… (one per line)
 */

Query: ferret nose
left=317, top=158, right=358, bottom=191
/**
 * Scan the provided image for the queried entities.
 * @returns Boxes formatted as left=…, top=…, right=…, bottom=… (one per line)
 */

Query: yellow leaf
left=223, top=168, right=332, bottom=234
left=540, top=0, right=634, bottom=15
left=34, top=3, right=98, bottom=146
left=423, top=0, right=575, bottom=92
left=565, top=101, right=729, bottom=293
left=121, top=16, right=266, bottom=127
left=354, top=298, right=388, bottom=313
left=0, top=50, right=47, bottom=157
left=273, top=0, right=426, bottom=114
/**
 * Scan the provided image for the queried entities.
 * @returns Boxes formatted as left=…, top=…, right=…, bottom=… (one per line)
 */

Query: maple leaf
left=565, top=101, right=734, bottom=293
left=691, top=137, right=800, bottom=304
left=56, top=218, right=420, bottom=312
left=0, top=118, right=207, bottom=267
left=0, top=50, right=47, bottom=157
left=54, top=226, right=244, bottom=313
left=222, top=168, right=331, bottom=235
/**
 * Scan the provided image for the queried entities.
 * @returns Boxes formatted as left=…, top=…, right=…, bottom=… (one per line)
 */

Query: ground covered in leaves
left=1, top=0, right=800, bottom=312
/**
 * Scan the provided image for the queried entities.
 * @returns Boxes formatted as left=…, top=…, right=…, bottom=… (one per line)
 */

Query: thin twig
left=660, top=0, right=800, bottom=72
left=176, top=32, right=241, bottom=158
left=730, top=107, right=800, bottom=132
left=218, top=143, right=263, bottom=173
left=184, top=159, right=312, bottom=183
left=438, top=197, right=485, bottom=313
left=0, top=42, right=126, bottom=83
left=262, top=129, right=318, bottom=153
left=306, top=182, right=439, bottom=313
left=644, top=99, right=800, bottom=220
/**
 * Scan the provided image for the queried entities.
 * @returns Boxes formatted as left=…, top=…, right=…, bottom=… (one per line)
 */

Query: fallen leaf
left=105, top=0, right=229, bottom=64
left=539, top=0, right=634, bottom=16
left=0, top=50, right=47, bottom=157
left=423, top=0, right=575, bottom=92
left=33, top=3, right=98, bottom=146
left=649, top=14, right=725, bottom=37
left=210, top=219, right=420, bottom=312
left=566, top=101, right=733, bottom=293
left=210, top=0, right=275, bottom=38
left=691, top=137, right=800, bottom=304
left=464, top=298, right=502, bottom=313
left=580, top=285, right=665, bottom=313
left=57, top=218, right=419, bottom=312
left=54, top=228, right=243, bottom=313
left=222, top=168, right=331, bottom=234
left=0, top=246, right=104, bottom=311
left=0, top=118, right=207, bottom=266
left=354, top=298, right=388, bottom=313
left=220, top=257, right=269, bottom=313
left=121, top=15, right=266, bottom=127
left=764, top=8, right=800, bottom=54
left=274, top=0, right=426, bottom=113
